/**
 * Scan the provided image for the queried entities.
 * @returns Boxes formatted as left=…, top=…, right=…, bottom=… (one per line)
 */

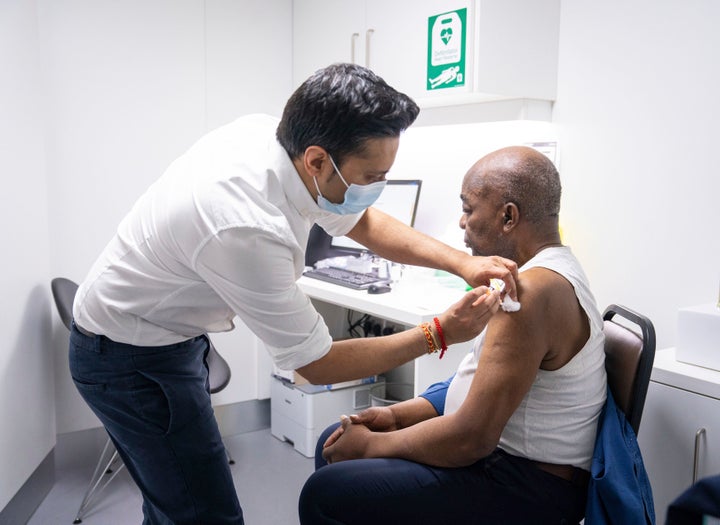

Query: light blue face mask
left=313, top=156, right=387, bottom=215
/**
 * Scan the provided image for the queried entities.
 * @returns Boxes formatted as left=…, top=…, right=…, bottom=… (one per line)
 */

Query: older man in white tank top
left=300, top=145, right=607, bottom=525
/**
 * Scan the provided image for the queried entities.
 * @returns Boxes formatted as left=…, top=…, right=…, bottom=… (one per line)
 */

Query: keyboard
left=303, top=267, right=387, bottom=289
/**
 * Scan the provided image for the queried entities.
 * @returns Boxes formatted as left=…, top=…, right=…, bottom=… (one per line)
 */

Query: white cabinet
left=361, top=0, right=476, bottom=101
left=637, top=348, right=720, bottom=521
left=292, top=0, right=559, bottom=122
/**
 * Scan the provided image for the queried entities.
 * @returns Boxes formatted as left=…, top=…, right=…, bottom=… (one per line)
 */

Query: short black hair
left=276, top=63, right=419, bottom=164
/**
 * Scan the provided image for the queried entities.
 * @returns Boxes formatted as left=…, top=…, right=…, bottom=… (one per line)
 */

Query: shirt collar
left=270, top=138, right=325, bottom=221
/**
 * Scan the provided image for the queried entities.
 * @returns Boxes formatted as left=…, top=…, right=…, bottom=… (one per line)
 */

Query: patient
left=298, top=146, right=607, bottom=525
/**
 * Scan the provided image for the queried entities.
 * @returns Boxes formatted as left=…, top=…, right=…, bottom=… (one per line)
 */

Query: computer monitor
left=305, top=179, right=422, bottom=265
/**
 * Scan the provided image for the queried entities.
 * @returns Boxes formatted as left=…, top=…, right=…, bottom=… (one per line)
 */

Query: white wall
left=0, top=0, right=54, bottom=512
left=39, top=0, right=292, bottom=433
left=553, top=0, right=720, bottom=350
left=1, top=0, right=291, bottom=510
left=392, top=120, right=558, bottom=248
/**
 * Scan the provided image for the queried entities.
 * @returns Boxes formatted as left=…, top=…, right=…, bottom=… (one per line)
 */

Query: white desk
left=297, top=275, right=473, bottom=396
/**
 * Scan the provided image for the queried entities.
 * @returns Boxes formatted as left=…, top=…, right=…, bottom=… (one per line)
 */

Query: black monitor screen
left=305, top=180, right=422, bottom=265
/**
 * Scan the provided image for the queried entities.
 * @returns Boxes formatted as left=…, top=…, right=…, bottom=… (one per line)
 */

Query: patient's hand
left=322, top=418, right=373, bottom=464
left=322, top=407, right=396, bottom=449
left=349, top=406, right=397, bottom=432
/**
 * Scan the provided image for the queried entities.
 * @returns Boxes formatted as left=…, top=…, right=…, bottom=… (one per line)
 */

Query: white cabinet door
left=365, top=0, right=475, bottom=100
left=292, top=0, right=366, bottom=87
left=638, top=381, right=720, bottom=520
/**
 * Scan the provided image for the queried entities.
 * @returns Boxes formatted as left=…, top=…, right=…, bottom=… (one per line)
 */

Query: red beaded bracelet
left=433, top=317, right=448, bottom=359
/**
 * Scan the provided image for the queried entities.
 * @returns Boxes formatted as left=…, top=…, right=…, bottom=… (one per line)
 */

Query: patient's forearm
left=367, top=413, right=496, bottom=468
left=389, top=397, right=439, bottom=429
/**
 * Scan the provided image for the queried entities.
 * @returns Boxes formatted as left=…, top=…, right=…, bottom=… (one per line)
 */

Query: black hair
left=276, top=63, right=419, bottom=164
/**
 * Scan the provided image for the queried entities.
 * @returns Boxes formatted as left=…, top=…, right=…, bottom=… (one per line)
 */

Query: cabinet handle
left=693, top=427, right=706, bottom=484
left=351, top=32, right=360, bottom=64
left=365, top=29, right=375, bottom=68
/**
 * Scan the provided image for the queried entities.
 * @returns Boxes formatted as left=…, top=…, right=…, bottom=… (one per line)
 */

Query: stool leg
left=225, top=441, right=235, bottom=465
left=73, top=436, right=125, bottom=524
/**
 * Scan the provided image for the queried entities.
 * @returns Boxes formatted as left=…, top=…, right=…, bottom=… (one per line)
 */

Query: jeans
left=299, top=423, right=587, bottom=525
left=69, top=322, right=244, bottom=524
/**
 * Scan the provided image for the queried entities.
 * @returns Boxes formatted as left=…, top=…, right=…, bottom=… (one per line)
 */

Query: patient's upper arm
left=454, top=269, right=565, bottom=440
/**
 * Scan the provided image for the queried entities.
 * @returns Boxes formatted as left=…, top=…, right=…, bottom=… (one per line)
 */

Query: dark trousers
left=69, top=323, right=244, bottom=525
left=299, top=423, right=587, bottom=525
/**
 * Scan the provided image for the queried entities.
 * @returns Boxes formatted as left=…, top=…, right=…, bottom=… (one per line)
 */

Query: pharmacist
left=69, top=63, right=517, bottom=524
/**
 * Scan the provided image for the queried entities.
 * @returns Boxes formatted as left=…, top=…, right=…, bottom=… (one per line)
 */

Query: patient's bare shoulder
left=517, top=266, right=589, bottom=369
left=510, top=266, right=574, bottom=316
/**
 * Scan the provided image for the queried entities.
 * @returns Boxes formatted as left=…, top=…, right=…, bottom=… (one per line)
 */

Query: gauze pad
left=489, top=278, right=521, bottom=312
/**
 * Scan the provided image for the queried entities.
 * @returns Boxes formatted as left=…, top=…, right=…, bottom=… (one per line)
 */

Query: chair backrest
left=51, top=277, right=79, bottom=331
left=206, top=339, right=232, bottom=394
left=602, top=304, right=656, bottom=436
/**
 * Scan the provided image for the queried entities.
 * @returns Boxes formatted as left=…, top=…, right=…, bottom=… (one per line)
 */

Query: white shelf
left=413, top=97, right=553, bottom=126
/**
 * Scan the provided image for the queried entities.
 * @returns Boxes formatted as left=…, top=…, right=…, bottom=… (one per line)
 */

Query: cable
left=347, top=310, right=370, bottom=338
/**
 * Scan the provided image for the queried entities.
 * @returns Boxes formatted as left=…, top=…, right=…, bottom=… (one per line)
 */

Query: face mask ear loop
left=328, top=155, right=350, bottom=189
left=312, top=175, right=324, bottom=199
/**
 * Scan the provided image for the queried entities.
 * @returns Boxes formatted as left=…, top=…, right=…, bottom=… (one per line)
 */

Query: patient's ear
left=502, top=202, right=519, bottom=231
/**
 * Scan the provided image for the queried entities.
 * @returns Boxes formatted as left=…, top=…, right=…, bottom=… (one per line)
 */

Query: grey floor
left=28, top=427, right=315, bottom=525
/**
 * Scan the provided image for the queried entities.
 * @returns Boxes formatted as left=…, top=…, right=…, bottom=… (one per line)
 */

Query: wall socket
left=362, top=316, right=403, bottom=337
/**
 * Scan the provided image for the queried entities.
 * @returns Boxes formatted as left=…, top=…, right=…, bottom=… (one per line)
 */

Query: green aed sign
left=427, top=8, right=467, bottom=91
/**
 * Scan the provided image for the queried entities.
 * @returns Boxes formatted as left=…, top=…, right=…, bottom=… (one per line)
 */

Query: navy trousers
left=299, top=423, right=587, bottom=525
left=69, top=323, right=244, bottom=524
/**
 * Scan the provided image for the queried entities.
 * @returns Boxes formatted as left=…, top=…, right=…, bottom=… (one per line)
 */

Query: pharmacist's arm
left=297, top=287, right=499, bottom=385
left=347, top=207, right=518, bottom=299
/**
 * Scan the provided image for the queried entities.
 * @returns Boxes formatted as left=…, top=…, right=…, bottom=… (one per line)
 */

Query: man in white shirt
left=70, top=63, right=516, bottom=524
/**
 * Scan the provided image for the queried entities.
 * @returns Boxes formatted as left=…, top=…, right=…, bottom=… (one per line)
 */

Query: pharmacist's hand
left=460, top=255, right=518, bottom=301
left=322, top=417, right=373, bottom=464
left=439, top=286, right=501, bottom=346
left=322, top=407, right=396, bottom=449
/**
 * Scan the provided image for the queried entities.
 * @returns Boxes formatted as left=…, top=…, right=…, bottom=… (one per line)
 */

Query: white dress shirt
left=73, top=114, right=361, bottom=370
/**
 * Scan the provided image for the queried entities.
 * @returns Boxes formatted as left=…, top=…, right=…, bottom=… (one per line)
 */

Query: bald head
left=464, top=146, right=561, bottom=224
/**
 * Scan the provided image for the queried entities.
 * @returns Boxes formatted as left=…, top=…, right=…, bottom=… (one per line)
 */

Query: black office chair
left=50, top=277, right=234, bottom=523
left=602, top=303, right=656, bottom=436
left=582, top=305, right=657, bottom=525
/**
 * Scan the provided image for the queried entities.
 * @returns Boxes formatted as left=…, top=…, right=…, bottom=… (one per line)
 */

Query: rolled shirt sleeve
left=194, top=226, right=332, bottom=371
